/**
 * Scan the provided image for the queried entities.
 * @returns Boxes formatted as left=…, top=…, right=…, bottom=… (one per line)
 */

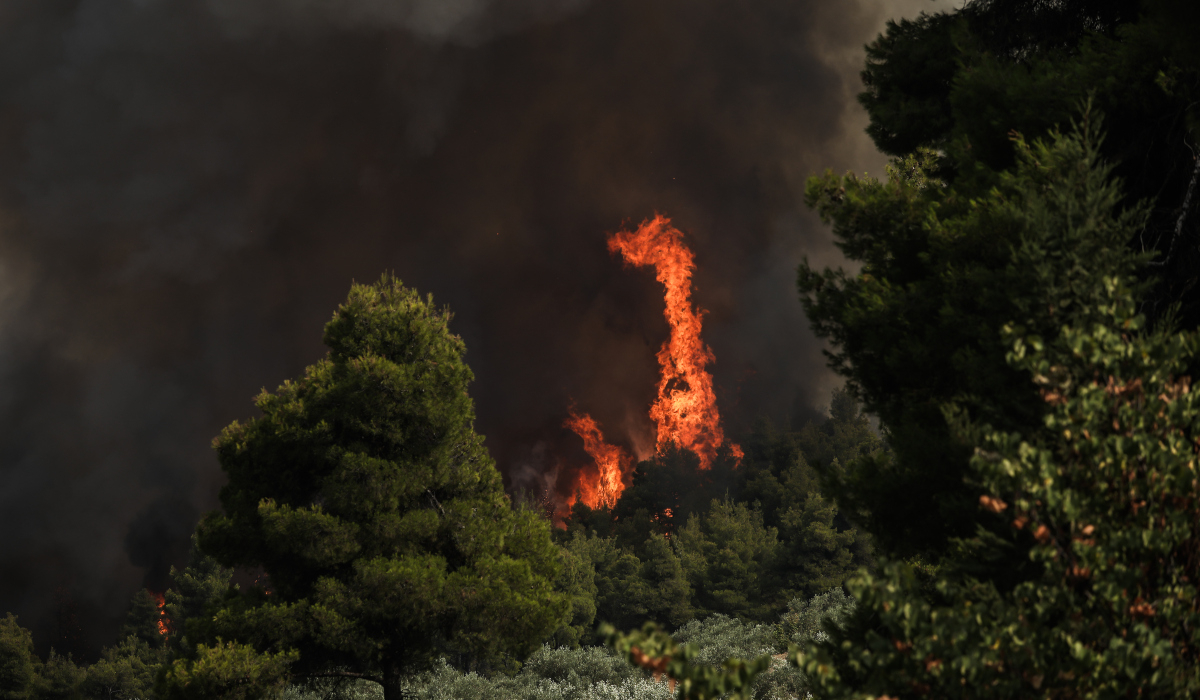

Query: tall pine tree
left=163, top=275, right=568, bottom=700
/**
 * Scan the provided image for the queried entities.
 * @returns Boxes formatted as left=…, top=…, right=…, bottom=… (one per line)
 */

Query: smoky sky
left=0, top=0, right=954, bottom=651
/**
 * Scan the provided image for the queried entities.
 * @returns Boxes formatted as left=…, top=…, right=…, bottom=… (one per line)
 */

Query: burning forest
left=564, top=215, right=742, bottom=512
left=21, top=0, right=1200, bottom=698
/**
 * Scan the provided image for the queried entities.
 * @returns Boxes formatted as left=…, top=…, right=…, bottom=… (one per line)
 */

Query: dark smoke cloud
left=0, top=0, right=947, bottom=651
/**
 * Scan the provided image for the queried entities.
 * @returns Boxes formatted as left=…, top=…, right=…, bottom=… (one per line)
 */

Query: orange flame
left=608, top=214, right=741, bottom=469
left=564, top=407, right=632, bottom=509
left=151, top=592, right=169, bottom=638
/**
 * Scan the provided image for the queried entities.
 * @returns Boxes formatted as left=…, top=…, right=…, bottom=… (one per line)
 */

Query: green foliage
left=794, top=389, right=883, bottom=481
left=517, top=645, right=646, bottom=690
left=122, top=591, right=167, bottom=650
left=284, top=645, right=668, bottom=700
left=548, top=540, right=599, bottom=649
left=796, top=113, right=1200, bottom=697
left=671, top=615, right=809, bottom=700
left=859, top=12, right=961, bottom=156
left=173, top=274, right=567, bottom=699
left=163, top=537, right=234, bottom=654
left=157, top=641, right=298, bottom=700
left=405, top=647, right=668, bottom=700
left=858, top=0, right=1200, bottom=329
left=605, top=446, right=740, bottom=545
left=32, top=651, right=82, bottom=700
left=670, top=616, right=775, bottom=668
left=675, top=500, right=779, bottom=621
left=562, top=390, right=877, bottom=641
left=80, top=636, right=163, bottom=700
left=289, top=596, right=853, bottom=700
left=799, top=139, right=1047, bottom=558
left=774, top=589, right=855, bottom=649
left=563, top=533, right=692, bottom=632
left=0, top=615, right=36, bottom=700
left=602, top=623, right=770, bottom=700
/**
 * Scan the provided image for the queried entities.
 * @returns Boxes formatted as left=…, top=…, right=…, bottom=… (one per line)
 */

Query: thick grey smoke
left=0, top=0, right=947, bottom=654
left=205, top=0, right=590, bottom=44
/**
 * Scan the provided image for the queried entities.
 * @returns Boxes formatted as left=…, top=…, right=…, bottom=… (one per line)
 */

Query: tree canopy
left=166, top=275, right=569, bottom=700
left=783, top=0, right=1200, bottom=695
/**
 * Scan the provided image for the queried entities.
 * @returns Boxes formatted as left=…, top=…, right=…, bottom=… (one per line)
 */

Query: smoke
left=205, top=0, right=590, bottom=44
left=0, top=0, right=952, bottom=651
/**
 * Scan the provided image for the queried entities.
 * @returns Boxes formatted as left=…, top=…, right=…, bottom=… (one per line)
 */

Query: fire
left=563, top=214, right=741, bottom=514
left=607, top=214, right=741, bottom=469
left=151, top=592, right=169, bottom=638
left=564, top=407, right=632, bottom=509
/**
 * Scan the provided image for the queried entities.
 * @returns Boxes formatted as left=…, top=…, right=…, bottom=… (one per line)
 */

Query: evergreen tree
left=162, top=537, right=234, bottom=654
left=546, top=539, right=598, bottom=649
left=163, top=275, right=568, bottom=700
left=32, top=651, right=82, bottom=700
left=565, top=532, right=693, bottom=632
left=121, top=591, right=165, bottom=651
left=80, top=636, right=162, bottom=700
left=675, top=499, right=780, bottom=621
left=0, top=614, right=36, bottom=700
left=798, top=117, right=1200, bottom=697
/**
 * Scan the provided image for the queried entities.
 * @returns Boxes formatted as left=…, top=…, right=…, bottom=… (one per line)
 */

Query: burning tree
left=565, top=215, right=742, bottom=511
left=160, top=275, right=568, bottom=700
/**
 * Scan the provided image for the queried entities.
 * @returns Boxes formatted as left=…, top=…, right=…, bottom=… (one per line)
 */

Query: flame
left=562, top=214, right=740, bottom=516
left=151, top=592, right=169, bottom=638
left=564, top=407, right=632, bottom=509
left=607, top=214, right=741, bottom=469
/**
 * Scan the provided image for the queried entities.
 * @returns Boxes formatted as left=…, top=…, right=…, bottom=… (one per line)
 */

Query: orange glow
left=607, top=214, right=741, bottom=469
left=151, top=592, right=169, bottom=638
left=564, top=407, right=632, bottom=509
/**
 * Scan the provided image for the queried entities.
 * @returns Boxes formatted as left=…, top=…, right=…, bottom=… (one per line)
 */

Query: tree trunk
left=382, top=665, right=406, bottom=700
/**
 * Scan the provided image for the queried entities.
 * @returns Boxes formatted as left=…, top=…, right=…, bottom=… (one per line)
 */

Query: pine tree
left=120, top=590, right=165, bottom=650
left=0, top=614, right=36, bottom=700
left=163, top=275, right=569, bottom=700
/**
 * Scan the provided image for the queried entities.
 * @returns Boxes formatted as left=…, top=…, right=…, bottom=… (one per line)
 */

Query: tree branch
left=1155, top=146, right=1200, bottom=267
left=293, top=671, right=383, bottom=685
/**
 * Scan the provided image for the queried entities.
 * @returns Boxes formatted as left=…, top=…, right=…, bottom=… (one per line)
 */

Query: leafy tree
left=165, top=275, right=568, bottom=700
left=602, top=623, right=769, bottom=700
left=798, top=116, right=1200, bottom=697
left=773, top=489, right=861, bottom=601
left=80, top=636, right=162, bottom=700
left=162, top=537, right=234, bottom=654
left=158, top=642, right=296, bottom=700
left=773, top=589, right=855, bottom=649
left=566, top=533, right=692, bottom=632
left=794, top=389, right=883, bottom=480
left=32, top=651, right=82, bottom=700
left=122, top=591, right=166, bottom=651
left=675, top=500, right=779, bottom=621
left=547, top=538, right=598, bottom=649
left=670, top=616, right=775, bottom=668
left=858, top=12, right=961, bottom=157
left=0, top=614, right=36, bottom=700
left=635, top=535, right=694, bottom=629
left=862, top=0, right=1200, bottom=320
left=606, top=445, right=740, bottom=546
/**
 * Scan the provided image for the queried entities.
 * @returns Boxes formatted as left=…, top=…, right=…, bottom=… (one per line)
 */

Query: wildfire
left=608, top=214, right=741, bottom=469
left=563, top=214, right=741, bottom=513
left=151, top=592, right=169, bottom=638
left=564, top=407, right=632, bottom=509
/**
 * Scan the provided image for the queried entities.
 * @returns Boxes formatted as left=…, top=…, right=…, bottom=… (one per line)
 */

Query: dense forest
left=0, top=277, right=879, bottom=700
left=6, top=0, right=1200, bottom=698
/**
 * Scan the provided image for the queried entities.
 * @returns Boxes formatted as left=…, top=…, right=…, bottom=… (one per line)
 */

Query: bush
left=284, top=646, right=670, bottom=700
left=284, top=606, right=848, bottom=700
left=670, top=616, right=775, bottom=667
left=774, top=589, right=856, bottom=648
